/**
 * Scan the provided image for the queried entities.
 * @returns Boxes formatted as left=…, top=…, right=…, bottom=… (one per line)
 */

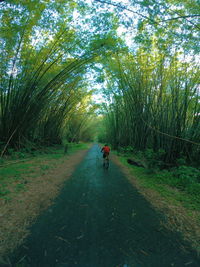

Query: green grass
left=0, top=163, right=34, bottom=182
left=67, top=143, right=90, bottom=153
left=15, top=183, right=26, bottom=192
left=118, top=155, right=200, bottom=213
left=0, top=143, right=90, bottom=200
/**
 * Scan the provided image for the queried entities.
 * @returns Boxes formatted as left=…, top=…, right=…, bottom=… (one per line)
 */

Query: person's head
left=105, top=144, right=108, bottom=146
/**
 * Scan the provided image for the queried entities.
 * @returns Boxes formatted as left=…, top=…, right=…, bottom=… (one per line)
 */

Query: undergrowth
left=116, top=147, right=200, bottom=211
left=0, top=143, right=89, bottom=200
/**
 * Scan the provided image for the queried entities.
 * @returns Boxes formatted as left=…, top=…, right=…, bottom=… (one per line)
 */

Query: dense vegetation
left=93, top=0, right=200, bottom=167
left=0, top=2, right=200, bottom=258
left=100, top=51, right=200, bottom=165
left=0, top=0, right=199, bottom=169
left=0, top=0, right=112, bottom=156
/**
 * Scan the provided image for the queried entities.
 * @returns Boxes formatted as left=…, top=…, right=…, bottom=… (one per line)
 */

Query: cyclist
left=101, top=144, right=110, bottom=166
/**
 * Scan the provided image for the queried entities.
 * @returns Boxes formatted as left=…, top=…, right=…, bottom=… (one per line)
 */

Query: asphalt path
left=10, top=144, right=200, bottom=267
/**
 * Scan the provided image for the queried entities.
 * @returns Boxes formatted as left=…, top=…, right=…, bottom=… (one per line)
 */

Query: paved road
left=10, top=145, right=200, bottom=267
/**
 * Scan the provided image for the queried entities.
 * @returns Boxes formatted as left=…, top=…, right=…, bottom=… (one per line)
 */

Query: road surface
left=9, top=144, right=200, bottom=267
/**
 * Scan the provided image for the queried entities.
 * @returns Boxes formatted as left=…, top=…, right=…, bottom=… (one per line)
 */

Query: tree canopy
left=0, top=0, right=199, bottom=164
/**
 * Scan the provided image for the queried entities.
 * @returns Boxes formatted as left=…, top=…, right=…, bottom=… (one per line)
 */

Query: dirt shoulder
left=111, top=154, right=200, bottom=256
left=0, top=148, right=89, bottom=258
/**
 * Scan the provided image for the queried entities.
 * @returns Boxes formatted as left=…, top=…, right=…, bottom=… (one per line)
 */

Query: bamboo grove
left=0, top=0, right=200, bottom=165
left=101, top=49, right=200, bottom=165
left=0, top=0, right=108, bottom=156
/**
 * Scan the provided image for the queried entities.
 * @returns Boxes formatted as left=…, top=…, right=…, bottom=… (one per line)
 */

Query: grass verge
left=113, top=153, right=200, bottom=255
left=0, top=143, right=90, bottom=259
left=0, top=143, right=89, bottom=200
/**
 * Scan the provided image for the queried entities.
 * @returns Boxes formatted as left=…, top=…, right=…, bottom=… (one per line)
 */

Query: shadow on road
left=9, top=144, right=200, bottom=267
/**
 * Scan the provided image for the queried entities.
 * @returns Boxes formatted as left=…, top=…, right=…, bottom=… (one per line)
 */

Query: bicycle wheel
left=105, top=159, right=109, bottom=169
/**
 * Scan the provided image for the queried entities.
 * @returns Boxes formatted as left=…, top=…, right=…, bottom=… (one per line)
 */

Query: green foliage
left=101, top=50, right=200, bottom=165
left=117, top=146, right=134, bottom=154
left=0, top=188, right=10, bottom=197
left=172, top=166, right=200, bottom=188
left=151, top=166, right=200, bottom=198
left=187, top=184, right=200, bottom=196
left=15, top=183, right=26, bottom=192
left=0, top=1, right=104, bottom=154
left=0, top=0, right=199, bottom=163
left=143, top=149, right=166, bottom=169
left=0, top=143, right=88, bottom=202
left=8, top=151, right=26, bottom=160
left=120, top=154, right=200, bottom=212
left=119, top=147, right=200, bottom=204
left=176, top=157, right=186, bottom=166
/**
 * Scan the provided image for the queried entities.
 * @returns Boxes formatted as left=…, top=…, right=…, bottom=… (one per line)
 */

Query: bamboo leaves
left=0, top=1, right=101, bottom=153
left=101, top=50, right=200, bottom=163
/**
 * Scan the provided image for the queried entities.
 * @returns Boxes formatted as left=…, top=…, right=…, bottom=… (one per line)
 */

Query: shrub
left=7, top=148, right=14, bottom=156
left=143, top=149, right=166, bottom=169
left=176, top=157, right=186, bottom=166
left=173, top=166, right=200, bottom=181
left=186, top=183, right=200, bottom=196
left=117, top=146, right=134, bottom=154
left=171, top=166, right=200, bottom=189
left=15, top=152, right=26, bottom=159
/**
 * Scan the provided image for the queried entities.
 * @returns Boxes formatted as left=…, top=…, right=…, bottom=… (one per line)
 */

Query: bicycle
left=103, top=154, right=109, bottom=169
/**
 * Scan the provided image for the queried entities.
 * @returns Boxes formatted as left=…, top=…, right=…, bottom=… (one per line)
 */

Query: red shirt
left=102, top=146, right=110, bottom=153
